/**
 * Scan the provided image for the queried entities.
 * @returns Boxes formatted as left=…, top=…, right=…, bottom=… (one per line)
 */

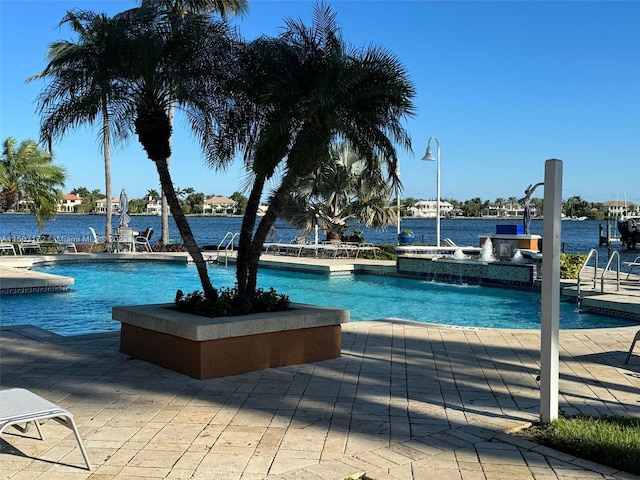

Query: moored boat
left=617, top=215, right=639, bottom=249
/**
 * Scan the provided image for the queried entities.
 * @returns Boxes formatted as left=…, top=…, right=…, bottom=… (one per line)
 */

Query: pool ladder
left=576, top=249, right=620, bottom=307
left=214, top=232, right=238, bottom=266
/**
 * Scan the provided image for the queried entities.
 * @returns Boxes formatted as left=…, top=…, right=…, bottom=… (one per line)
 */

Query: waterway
left=0, top=213, right=632, bottom=263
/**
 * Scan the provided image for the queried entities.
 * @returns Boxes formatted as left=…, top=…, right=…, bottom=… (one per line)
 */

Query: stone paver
left=1, top=319, right=639, bottom=480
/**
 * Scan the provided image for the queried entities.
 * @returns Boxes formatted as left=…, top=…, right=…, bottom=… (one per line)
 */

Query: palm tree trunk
left=155, top=157, right=217, bottom=301
left=236, top=174, right=265, bottom=300
left=102, top=104, right=113, bottom=248
left=161, top=103, right=175, bottom=245
left=242, top=174, right=297, bottom=296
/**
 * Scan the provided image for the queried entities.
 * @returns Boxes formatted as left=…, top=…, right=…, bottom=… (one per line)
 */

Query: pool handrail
left=577, top=248, right=598, bottom=301
left=600, top=250, right=620, bottom=293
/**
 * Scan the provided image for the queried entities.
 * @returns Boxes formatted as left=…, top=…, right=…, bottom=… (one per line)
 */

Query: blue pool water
left=1, top=262, right=636, bottom=336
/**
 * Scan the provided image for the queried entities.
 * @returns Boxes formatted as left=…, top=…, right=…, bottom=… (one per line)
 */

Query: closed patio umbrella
left=523, top=204, right=531, bottom=235
left=119, top=189, right=131, bottom=228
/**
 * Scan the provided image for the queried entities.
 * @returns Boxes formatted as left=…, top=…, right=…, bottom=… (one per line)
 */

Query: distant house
left=604, top=200, right=639, bottom=219
left=12, top=197, right=33, bottom=211
left=145, top=197, right=162, bottom=216
left=94, top=197, right=120, bottom=214
left=481, top=202, right=531, bottom=218
left=57, top=193, right=82, bottom=213
left=409, top=200, right=454, bottom=218
left=203, top=196, right=237, bottom=215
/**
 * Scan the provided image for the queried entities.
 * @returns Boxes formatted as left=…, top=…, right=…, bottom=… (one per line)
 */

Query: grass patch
left=518, top=415, right=640, bottom=475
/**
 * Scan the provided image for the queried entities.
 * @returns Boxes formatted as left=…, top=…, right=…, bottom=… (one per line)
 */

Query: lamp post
left=421, top=136, right=441, bottom=247
left=396, top=164, right=401, bottom=236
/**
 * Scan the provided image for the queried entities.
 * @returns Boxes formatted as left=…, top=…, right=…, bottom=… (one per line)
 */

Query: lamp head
left=421, top=146, right=435, bottom=162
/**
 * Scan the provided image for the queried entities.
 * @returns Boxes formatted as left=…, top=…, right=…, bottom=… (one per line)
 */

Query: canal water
left=0, top=213, right=632, bottom=264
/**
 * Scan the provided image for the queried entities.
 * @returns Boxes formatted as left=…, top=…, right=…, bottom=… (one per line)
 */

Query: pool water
left=1, top=262, right=635, bottom=336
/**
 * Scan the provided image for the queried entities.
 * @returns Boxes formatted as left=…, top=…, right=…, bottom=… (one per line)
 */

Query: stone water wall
left=397, top=256, right=539, bottom=291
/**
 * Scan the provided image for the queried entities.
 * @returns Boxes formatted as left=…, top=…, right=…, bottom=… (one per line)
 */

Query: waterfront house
left=481, top=202, right=532, bottom=218
left=409, top=200, right=454, bottom=218
left=145, top=197, right=162, bottom=216
left=94, top=197, right=120, bottom=214
left=604, top=200, right=639, bottom=219
left=57, top=194, right=82, bottom=213
left=203, top=196, right=237, bottom=215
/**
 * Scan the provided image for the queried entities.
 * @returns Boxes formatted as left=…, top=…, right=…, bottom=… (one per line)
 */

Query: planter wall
left=113, top=303, right=349, bottom=380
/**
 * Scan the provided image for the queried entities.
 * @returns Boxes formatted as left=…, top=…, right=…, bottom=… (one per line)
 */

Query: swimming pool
left=1, top=262, right=635, bottom=336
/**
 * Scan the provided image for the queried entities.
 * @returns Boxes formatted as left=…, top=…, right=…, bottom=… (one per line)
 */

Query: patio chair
left=0, top=388, right=92, bottom=470
left=116, top=227, right=135, bottom=252
left=134, top=227, right=154, bottom=252
left=88, top=227, right=107, bottom=252
left=625, top=330, right=640, bottom=364
left=622, top=256, right=640, bottom=280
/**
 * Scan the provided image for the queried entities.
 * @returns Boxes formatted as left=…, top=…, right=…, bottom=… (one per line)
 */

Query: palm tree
left=113, top=4, right=238, bottom=299
left=146, top=188, right=160, bottom=201
left=283, top=142, right=398, bottom=240
left=32, top=4, right=237, bottom=300
left=29, top=10, right=128, bottom=245
left=0, top=137, right=67, bottom=228
left=133, top=0, right=248, bottom=245
left=214, top=3, right=415, bottom=302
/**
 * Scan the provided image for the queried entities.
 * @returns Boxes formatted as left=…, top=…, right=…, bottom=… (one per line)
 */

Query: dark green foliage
left=174, top=287, right=290, bottom=317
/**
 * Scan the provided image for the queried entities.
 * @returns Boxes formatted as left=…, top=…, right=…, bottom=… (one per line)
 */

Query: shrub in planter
left=174, top=287, right=290, bottom=317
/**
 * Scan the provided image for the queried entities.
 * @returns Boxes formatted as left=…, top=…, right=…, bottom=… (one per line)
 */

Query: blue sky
left=1, top=1, right=639, bottom=204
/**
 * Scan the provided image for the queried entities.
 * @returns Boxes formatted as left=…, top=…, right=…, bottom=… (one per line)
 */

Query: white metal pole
left=396, top=164, right=401, bottom=235
left=436, top=142, right=441, bottom=247
left=540, top=159, right=563, bottom=424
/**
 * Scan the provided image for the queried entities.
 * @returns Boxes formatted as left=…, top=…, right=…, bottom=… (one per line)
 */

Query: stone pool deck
left=1, top=253, right=640, bottom=479
left=1, top=320, right=639, bottom=479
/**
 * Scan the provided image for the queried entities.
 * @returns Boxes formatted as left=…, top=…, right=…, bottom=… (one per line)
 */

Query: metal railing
left=600, top=250, right=620, bottom=293
left=576, top=249, right=598, bottom=304
left=216, top=232, right=238, bottom=266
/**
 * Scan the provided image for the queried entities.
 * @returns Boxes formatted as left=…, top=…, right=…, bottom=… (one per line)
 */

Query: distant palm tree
left=29, top=11, right=132, bottom=245
left=213, top=3, right=415, bottom=301
left=283, top=142, right=398, bottom=240
left=0, top=137, right=67, bottom=228
left=146, top=188, right=160, bottom=200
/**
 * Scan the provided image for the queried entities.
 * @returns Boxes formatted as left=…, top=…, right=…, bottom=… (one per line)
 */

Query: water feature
left=452, top=248, right=465, bottom=259
left=1, top=261, right=635, bottom=336
left=511, top=250, right=526, bottom=263
left=479, top=237, right=496, bottom=261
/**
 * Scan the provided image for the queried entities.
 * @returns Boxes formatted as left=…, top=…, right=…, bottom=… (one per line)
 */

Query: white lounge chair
left=38, top=234, right=77, bottom=254
left=0, top=388, right=92, bottom=470
left=625, top=330, right=640, bottom=364
left=622, top=256, right=640, bottom=280
left=18, top=240, right=41, bottom=255
left=0, top=242, right=17, bottom=255
left=443, top=237, right=457, bottom=247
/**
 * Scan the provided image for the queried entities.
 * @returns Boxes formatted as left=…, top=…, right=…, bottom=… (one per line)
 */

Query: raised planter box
left=112, top=303, right=349, bottom=380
